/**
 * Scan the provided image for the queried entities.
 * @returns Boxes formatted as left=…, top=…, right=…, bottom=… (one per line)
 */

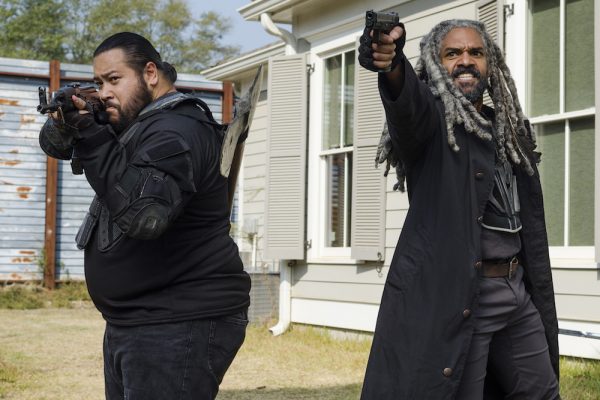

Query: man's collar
left=139, top=91, right=184, bottom=116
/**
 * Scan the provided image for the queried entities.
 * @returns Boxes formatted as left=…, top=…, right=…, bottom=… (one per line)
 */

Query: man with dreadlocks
left=357, top=19, right=560, bottom=399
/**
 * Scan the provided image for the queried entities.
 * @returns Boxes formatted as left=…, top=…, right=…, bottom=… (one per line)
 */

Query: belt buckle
left=508, top=257, right=518, bottom=279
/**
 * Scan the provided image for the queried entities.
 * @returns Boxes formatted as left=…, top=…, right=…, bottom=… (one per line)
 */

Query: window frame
left=320, top=50, right=355, bottom=251
left=306, top=38, right=359, bottom=263
left=507, top=0, right=597, bottom=262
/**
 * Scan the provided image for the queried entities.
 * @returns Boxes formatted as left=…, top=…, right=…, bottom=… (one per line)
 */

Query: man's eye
left=109, top=76, right=119, bottom=83
left=447, top=51, right=457, bottom=57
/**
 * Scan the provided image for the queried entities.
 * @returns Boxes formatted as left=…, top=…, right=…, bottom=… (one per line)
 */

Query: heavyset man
left=358, top=19, right=560, bottom=399
left=39, top=32, right=250, bottom=400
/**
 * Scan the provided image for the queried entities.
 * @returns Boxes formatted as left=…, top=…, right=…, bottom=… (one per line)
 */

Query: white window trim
left=307, top=33, right=362, bottom=263
left=506, top=0, right=597, bottom=263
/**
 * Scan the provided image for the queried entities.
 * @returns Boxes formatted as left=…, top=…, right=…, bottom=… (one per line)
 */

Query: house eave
left=202, top=42, right=285, bottom=81
left=237, top=0, right=309, bottom=23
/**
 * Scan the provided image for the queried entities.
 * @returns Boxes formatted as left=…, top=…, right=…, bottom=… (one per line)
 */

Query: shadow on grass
left=217, top=383, right=361, bottom=400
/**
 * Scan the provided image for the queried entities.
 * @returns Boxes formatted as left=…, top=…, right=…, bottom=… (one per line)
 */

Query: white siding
left=291, top=0, right=479, bottom=332
left=224, top=0, right=600, bottom=356
left=240, top=96, right=270, bottom=269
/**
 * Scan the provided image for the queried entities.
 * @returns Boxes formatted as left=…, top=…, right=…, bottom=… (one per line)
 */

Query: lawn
left=0, top=285, right=599, bottom=399
left=0, top=308, right=368, bottom=400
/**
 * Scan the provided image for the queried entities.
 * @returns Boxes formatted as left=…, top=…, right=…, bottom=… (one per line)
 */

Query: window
left=529, top=0, right=595, bottom=246
left=321, top=50, right=355, bottom=248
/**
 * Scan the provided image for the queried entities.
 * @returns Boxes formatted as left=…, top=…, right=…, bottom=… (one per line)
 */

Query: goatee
left=452, top=66, right=488, bottom=103
left=110, top=79, right=153, bottom=134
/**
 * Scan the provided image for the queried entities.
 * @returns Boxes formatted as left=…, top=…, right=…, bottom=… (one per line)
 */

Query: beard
left=107, top=77, right=153, bottom=134
left=452, top=65, right=488, bottom=103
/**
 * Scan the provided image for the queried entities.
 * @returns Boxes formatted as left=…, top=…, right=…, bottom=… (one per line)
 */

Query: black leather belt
left=481, top=257, right=519, bottom=279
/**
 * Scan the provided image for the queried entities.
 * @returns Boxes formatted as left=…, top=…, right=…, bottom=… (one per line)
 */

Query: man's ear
left=143, top=61, right=159, bottom=87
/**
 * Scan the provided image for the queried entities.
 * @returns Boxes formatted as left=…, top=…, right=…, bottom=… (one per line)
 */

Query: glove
left=39, top=118, right=74, bottom=160
left=62, top=109, right=97, bottom=139
left=61, top=97, right=107, bottom=140
left=358, top=23, right=406, bottom=73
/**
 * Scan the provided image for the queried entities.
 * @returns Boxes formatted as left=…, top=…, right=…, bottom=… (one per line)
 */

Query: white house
left=203, top=0, right=600, bottom=359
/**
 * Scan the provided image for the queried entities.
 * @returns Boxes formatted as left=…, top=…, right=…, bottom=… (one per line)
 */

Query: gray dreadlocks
left=377, top=19, right=536, bottom=192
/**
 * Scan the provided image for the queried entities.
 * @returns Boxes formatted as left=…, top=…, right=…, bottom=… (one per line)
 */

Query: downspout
left=269, top=260, right=292, bottom=336
left=260, top=11, right=298, bottom=336
left=260, top=12, right=298, bottom=54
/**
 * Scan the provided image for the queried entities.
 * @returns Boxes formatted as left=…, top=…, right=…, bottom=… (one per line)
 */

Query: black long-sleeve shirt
left=72, top=95, right=250, bottom=326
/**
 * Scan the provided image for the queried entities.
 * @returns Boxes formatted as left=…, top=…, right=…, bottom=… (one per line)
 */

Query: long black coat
left=360, top=60, right=559, bottom=399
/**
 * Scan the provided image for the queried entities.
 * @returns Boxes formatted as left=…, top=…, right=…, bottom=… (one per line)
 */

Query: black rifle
left=38, top=82, right=106, bottom=122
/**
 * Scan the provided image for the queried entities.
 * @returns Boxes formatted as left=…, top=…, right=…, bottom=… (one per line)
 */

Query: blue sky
left=185, top=0, right=277, bottom=53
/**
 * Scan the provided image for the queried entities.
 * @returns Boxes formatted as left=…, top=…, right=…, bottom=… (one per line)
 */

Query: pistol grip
left=373, top=29, right=382, bottom=44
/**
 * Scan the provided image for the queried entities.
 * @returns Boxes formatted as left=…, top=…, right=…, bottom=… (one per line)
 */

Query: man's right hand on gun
left=358, top=25, right=405, bottom=73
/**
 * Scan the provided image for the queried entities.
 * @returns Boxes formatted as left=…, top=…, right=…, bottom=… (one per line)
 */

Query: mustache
left=452, top=66, right=481, bottom=79
left=104, top=101, right=120, bottom=109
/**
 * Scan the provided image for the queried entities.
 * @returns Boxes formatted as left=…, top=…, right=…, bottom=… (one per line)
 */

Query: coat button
left=475, top=171, right=484, bottom=179
left=463, top=309, right=472, bottom=318
left=443, top=368, right=453, bottom=377
left=474, top=261, right=482, bottom=269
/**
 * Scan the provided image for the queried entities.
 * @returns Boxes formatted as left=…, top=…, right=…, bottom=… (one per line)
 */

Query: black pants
left=103, top=311, right=248, bottom=400
left=455, top=267, right=559, bottom=399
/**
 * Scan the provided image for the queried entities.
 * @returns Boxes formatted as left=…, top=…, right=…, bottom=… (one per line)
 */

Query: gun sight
left=365, top=10, right=399, bottom=45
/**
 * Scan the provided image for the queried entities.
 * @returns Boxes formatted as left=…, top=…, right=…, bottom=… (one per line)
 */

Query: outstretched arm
left=370, top=26, right=406, bottom=100
left=359, top=25, right=440, bottom=165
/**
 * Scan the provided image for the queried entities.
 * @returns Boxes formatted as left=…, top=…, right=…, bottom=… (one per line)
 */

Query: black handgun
left=365, top=10, right=400, bottom=45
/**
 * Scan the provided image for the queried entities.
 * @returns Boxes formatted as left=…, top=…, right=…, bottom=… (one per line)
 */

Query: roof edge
left=202, top=42, right=286, bottom=81
left=237, top=0, right=308, bottom=23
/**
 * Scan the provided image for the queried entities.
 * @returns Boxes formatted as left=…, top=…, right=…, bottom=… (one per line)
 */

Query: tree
left=0, top=0, right=69, bottom=61
left=0, top=0, right=240, bottom=73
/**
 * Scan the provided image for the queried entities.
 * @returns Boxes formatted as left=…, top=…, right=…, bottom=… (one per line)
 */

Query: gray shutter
left=478, top=0, right=505, bottom=107
left=264, top=53, right=308, bottom=260
left=478, top=0, right=505, bottom=48
left=351, top=50, right=386, bottom=261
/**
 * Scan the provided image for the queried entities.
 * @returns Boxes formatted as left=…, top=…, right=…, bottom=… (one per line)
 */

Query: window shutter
left=351, top=50, right=386, bottom=261
left=478, top=0, right=505, bottom=48
left=478, top=0, right=505, bottom=106
left=264, top=53, right=308, bottom=260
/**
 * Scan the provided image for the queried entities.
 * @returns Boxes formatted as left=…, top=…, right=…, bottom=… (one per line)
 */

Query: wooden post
left=222, top=81, right=234, bottom=124
left=43, top=60, right=60, bottom=289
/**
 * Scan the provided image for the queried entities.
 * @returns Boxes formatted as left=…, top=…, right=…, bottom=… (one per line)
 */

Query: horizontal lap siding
left=552, top=268, right=600, bottom=323
left=290, top=263, right=385, bottom=331
left=382, top=0, right=477, bottom=268
left=288, top=0, right=600, bottom=348
left=241, top=99, right=269, bottom=269
left=291, top=1, right=479, bottom=332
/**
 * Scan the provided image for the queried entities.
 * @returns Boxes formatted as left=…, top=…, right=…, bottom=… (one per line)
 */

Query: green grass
left=0, top=282, right=91, bottom=309
left=0, top=359, right=21, bottom=397
left=560, top=356, right=600, bottom=399
left=0, top=291, right=599, bottom=399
